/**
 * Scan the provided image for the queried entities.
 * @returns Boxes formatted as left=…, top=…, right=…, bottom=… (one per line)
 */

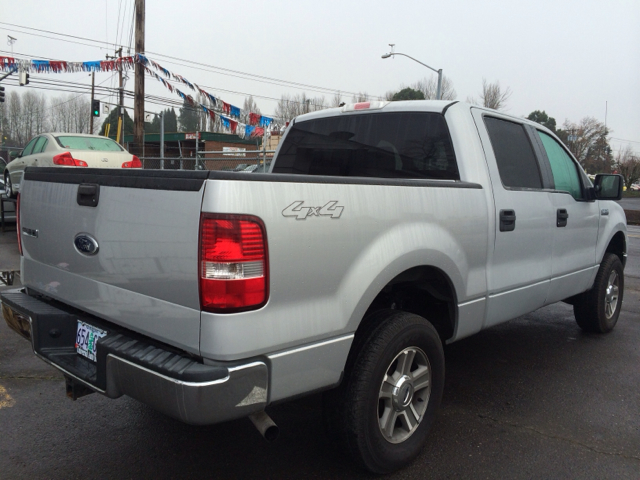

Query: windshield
left=55, top=136, right=125, bottom=152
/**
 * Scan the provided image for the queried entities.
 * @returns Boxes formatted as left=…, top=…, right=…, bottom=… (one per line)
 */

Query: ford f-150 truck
left=1, top=101, right=627, bottom=473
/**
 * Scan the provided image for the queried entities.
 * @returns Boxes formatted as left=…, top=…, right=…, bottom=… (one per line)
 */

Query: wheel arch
left=604, top=230, right=627, bottom=269
left=350, top=263, right=460, bottom=346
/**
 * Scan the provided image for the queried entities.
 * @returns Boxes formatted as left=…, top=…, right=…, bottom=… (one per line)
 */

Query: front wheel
left=574, top=253, right=624, bottom=333
left=324, top=310, right=445, bottom=474
left=4, top=172, right=16, bottom=199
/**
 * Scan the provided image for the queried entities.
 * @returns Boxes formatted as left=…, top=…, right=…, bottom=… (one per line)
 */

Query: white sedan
left=3, top=133, right=141, bottom=198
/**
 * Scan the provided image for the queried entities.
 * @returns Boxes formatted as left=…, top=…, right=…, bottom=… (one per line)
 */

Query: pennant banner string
left=0, top=53, right=276, bottom=134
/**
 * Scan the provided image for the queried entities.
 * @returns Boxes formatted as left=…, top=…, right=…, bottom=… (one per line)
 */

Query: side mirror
left=593, top=174, right=623, bottom=200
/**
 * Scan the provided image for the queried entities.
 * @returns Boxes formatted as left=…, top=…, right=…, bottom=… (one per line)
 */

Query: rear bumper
left=1, top=289, right=268, bottom=425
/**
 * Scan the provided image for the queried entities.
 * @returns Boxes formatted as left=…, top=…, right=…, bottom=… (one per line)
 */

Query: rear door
left=472, top=110, right=554, bottom=327
left=25, top=135, right=48, bottom=169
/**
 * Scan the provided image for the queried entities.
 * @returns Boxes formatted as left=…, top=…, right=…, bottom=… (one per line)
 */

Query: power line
left=610, top=137, right=640, bottom=145
left=0, top=21, right=381, bottom=100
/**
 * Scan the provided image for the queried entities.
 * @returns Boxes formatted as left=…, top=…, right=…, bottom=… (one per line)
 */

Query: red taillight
left=53, top=152, right=87, bottom=167
left=199, top=214, right=268, bottom=312
left=122, top=155, right=142, bottom=168
left=16, top=193, right=22, bottom=256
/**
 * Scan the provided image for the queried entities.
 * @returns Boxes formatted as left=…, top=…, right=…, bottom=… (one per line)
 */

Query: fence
left=137, top=149, right=276, bottom=172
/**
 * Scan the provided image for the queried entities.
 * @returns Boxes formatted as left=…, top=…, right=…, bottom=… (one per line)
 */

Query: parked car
left=630, top=183, right=640, bottom=191
left=3, top=133, right=141, bottom=198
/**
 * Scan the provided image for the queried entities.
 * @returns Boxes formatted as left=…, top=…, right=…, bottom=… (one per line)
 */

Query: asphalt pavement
left=1, top=224, right=639, bottom=479
left=617, top=197, right=640, bottom=211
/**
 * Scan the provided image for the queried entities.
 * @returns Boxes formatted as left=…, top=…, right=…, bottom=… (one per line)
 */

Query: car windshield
left=55, top=136, right=124, bottom=152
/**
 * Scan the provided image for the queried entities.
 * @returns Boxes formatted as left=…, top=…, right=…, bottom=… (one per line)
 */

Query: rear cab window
left=483, top=117, right=543, bottom=190
left=273, top=112, right=459, bottom=180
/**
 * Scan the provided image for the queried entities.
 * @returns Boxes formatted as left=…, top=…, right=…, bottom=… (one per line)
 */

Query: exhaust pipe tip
left=249, top=411, right=279, bottom=442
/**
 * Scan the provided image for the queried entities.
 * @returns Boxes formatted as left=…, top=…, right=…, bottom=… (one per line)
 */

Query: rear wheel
left=574, top=253, right=624, bottom=333
left=324, top=310, right=445, bottom=474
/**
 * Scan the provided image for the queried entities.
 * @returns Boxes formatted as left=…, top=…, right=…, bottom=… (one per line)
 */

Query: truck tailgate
left=19, top=168, right=208, bottom=354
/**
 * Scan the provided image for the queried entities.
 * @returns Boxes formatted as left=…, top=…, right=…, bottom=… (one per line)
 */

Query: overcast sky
left=1, top=0, right=639, bottom=154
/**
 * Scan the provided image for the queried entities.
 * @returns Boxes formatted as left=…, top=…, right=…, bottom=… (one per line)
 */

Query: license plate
left=75, top=320, right=107, bottom=362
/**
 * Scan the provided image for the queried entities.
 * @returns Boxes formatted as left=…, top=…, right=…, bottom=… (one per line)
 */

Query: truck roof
left=291, top=100, right=554, bottom=137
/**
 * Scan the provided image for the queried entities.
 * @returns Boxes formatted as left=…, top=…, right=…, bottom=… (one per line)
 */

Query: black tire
left=574, top=253, right=624, bottom=333
left=4, top=171, right=16, bottom=199
left=324, top=310, right=445, bottom=474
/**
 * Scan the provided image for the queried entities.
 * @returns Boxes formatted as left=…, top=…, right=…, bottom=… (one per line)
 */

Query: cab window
left=537, top=131, right=583, bottom=200
left=273, top=112, right=459, bottom=180
left=21, top=137, right=39, bottom=157
left=33, top=136, right=47, bottom=154
left=484, top=117, right=542, bottom=189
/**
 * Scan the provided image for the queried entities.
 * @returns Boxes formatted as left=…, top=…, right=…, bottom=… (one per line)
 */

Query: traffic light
left=19, top=71, right=29, bottom=86
left=91, top=100, right=100, bottom=117
left=0, top=86, right=4, bottom=103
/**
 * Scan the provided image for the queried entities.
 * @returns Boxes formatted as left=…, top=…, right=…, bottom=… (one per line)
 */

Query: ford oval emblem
left=74, top=233, right=99, bottom=256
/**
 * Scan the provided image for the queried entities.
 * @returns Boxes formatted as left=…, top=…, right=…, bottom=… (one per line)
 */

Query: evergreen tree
left=99, top=108, right=134, bottom=139
left=391, top=88, right=425, bottom=101
left=527, top=110, right=557, bottom=132
left=178, top=100, right=199, bottom=132
left=142, top=108, right=179, bottom=135
left=165, top=108, right=178, bottom=132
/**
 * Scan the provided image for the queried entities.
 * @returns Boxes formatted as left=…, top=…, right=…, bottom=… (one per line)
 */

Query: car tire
left=573, top=253, right=624, bottom=333
left=324, top=310, right=444, bottom=474
left=4, top=172, right=16, bottom=199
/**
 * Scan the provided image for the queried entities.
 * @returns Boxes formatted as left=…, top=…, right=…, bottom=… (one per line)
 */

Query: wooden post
left=133, top=0, right=145, bottom=150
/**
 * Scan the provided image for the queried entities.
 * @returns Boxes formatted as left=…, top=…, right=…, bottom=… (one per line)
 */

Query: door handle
left=499, top=209, right=516, bottom=232
left=77, top=183, right=100, bottom=207
left=557, top=209, right=568, bottom=227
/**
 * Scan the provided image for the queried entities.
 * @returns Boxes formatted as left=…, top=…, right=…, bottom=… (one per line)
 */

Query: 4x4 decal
left=282, top=201, right=344, bottom=220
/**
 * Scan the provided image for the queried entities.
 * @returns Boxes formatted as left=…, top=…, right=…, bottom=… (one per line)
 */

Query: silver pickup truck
left=2, top=101, right=627, bottom=473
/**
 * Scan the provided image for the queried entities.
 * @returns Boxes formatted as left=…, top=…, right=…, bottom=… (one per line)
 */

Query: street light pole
left=381, top=49, right=443, bottom=100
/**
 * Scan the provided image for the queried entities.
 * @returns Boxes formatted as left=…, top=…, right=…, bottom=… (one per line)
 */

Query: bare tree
left=614, top=145, right=640, bottom=189
left=5, top=92, right=24, bottom=145
left=241, top=96, right=261, bottom=125
left=351, top=92, right=370, bottom=103
left=412, top=76, right=457, bottom=100
left=469, top=78, right=512, bottom=110
left=559, top=117, right=611, bottom=172
left=331, top=91, right=343, bottom=107
left=20, top=91, right=48, bottom=140
left=275, top=93, right=326, bottom=124
left=50, top=94, right=92, bottom=134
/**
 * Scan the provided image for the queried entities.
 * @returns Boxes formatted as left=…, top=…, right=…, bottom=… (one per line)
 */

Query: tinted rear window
left=55, top=136, right=124, bottom=152
left=273, top=112, right=459, bottom=180
left=484, top=117, right=542, bottom=189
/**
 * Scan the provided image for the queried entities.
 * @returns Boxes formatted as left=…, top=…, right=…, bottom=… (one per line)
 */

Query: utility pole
left=89, top=71, right=95, bottom=133
left=133, top=0, right=145, bottom=150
